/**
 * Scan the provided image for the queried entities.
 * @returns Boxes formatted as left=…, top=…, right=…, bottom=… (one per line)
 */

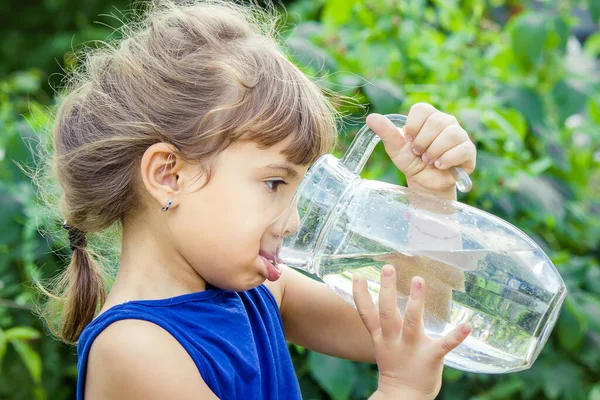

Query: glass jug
left=271, top=114, right=567, bottom=374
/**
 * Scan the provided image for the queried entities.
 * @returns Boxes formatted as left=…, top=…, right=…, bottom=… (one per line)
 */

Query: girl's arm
left=278, top=265, right=376, bottom=363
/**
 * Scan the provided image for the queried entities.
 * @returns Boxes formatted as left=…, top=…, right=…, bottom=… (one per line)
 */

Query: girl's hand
left=366, top=104, right=476, bottom=197
left=353, top=266, right=471, bottom=399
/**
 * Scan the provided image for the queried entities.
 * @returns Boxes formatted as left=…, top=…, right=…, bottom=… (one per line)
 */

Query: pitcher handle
left=340, top=114, right=473, bottom=193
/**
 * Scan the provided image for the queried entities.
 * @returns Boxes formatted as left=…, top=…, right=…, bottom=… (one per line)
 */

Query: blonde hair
left=38, top=0, right=341, bottom=344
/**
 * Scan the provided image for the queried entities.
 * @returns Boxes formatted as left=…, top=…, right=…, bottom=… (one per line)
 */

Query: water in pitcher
left=310, top=248, right=562, bottom=374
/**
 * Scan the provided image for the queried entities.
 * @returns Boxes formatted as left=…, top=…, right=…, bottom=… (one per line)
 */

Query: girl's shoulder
left=77, top=284, right=293, bottom=399
left=83, top=318, right=218, bottom=399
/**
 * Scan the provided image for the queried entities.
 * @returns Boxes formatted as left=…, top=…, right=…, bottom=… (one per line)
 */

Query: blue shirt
left=76, top=284, right=301, bottom=399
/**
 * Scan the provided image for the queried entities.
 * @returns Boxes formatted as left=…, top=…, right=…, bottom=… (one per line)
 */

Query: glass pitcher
left=271, top=114, right=567, bottom=374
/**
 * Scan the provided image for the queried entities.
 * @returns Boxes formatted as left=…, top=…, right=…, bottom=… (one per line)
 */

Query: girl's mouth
left=259, top=250, right=282, bottom=281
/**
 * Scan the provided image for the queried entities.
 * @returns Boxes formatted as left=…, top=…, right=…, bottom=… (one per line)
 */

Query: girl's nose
left=270, top=203, right=300, bottom=238
left=281, top=207, right=300, bottom=237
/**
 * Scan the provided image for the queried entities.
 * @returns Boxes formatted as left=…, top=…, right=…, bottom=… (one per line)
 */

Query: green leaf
left=545, top=16, right=569, bottom=54
left=589, top=383, right=600, bottom=400
left=0, top=187, right=22, bottom=246
left=509, top=13, right=548, bottom=71
left=519, top=368, right=544, bottom=399
left=287, top=36, right=339, bottom=73
left=292, top=21, right=324, bottom=41
left=584, top=31, right=600, bottom=57
left=484, top=378, right=525, bottom=399
left=333, top=72, right=365, bottom=96
left=355, top=2, right=376, bottom=27
left=442, top=367, right=463, bottom=383
left=543, top=361, right=586, bottom=400
left=362, top=78, right=404, bottom=114
left=9, top=70, right=42, bottom=94
left=354, top=41, right=399, bottom=76
left=352, top=363, right=377, bottom=398
left=552, top=80, right=587, bottom=125
left=481, top=108, right=527, bottom=141
left=585, top=266, right=600, bottom=295
left=292, top=343, right=306, bottom=355
left=298, top=374, right=325, bottom=400
left=0, top=327, right=7, bottom=373
left=587, top=97, right=600, bottom=125
left=5, top=326, right=41, bottom=340
left=499, top=86, right=546, bottom=130
left=558, top=297, right=588, bottom=352
left=590, top=0, right=600, bottom=25
left=308, top=352, right=357, bottom=400
left=488, top=45, right=515, bottom=81
left=515, top=175, right=565, bottom=220
left=2, top=119, right=35, bottom=182
left=579, top=292, right=600, bottom=332
left=9, top=339, right=42, bottom=384
left=321, top=0, right=357, bottom=28
left=528, top=157, right=553, bottom=175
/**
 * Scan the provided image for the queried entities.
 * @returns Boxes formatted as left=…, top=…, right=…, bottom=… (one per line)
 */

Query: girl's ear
left=140, top=142, right=185, bottom=210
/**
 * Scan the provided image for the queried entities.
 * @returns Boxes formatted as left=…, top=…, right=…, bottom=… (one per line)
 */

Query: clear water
left=314, top=249, right=562, bottom=374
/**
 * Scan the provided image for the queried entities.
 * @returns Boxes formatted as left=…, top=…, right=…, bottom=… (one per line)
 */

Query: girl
left=40, top=0, right=476, bottom=398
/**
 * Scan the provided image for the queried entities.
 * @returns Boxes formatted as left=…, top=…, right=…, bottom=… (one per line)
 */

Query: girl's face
left=170, top=136, right=308, bottom=292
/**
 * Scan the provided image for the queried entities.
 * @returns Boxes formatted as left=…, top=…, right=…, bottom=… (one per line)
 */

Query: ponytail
left=39, top=225, right=107, bottom=345
left=61, top=246, right=107, bottom=343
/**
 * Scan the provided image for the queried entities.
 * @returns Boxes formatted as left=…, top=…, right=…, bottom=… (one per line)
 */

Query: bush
left=0, top=70, right=76, bottom=400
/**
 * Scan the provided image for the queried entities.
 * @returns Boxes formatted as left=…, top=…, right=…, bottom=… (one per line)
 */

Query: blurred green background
left=1, top=0, right=600, bottom=399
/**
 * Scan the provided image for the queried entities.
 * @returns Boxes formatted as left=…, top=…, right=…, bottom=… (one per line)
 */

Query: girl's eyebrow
left=263, top=163, right=299, bottom=179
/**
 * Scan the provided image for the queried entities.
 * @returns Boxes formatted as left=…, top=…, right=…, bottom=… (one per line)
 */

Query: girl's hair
left=39, top=0, right=341, bottom=344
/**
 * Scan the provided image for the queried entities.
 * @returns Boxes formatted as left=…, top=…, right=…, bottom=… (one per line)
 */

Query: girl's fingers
left=379, top=265, right=401, bottom=340
left=411, top=112, right=457, bottom=156
left=433, top=141, right=477, bottom=173
left=401, top=276, right=426, bottom=344
left=354, top=270, right=469, bottom=360
left=352, top=273, right=380, bottom=335
left=365, top=113, right=408, bottom=156
left=433, top=323, right=472, bottom=359
left=403, top=103, right=438, bottom=143
left=422, top=125, right=469, bottom=165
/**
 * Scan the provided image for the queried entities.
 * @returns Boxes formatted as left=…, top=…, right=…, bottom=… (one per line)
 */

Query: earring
left=161, top=197, right=172, bottom=212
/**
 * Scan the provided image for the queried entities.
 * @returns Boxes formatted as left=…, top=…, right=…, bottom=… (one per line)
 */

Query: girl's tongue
left=261, top=255, right=282, bottom=281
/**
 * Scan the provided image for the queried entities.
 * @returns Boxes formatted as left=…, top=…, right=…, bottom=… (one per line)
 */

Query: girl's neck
left=101, top=216, right=208, bottom=312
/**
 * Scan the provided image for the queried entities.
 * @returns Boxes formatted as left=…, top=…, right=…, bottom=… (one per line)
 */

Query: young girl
left=41, top=0, right=477, bottom=398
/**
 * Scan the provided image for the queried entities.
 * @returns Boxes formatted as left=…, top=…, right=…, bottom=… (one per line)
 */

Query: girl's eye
left=266, top=179, right=287, bottom=193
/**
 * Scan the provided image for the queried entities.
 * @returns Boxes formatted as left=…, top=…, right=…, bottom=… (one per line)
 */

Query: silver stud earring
left=161, top=197, right=172, bottom=211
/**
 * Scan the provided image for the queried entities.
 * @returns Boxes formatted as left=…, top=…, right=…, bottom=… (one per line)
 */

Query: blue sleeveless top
left=76, top=284, right=301, bottom=399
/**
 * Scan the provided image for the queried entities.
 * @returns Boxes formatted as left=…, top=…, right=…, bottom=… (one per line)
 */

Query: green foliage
left=0, top=0, right=134, bottom=93
left=1, top=70, right=77, bottom=399
left=1, top=0, right=599, bottom=399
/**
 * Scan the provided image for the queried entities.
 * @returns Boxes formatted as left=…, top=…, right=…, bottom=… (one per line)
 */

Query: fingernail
left=412, top=277, right=422, bottom=291
left=434, top=160, right=442, bottom=168
left=383, top=266, right=393, bottom=277
left=462, top=324, right=472, bottom=334
left=353, top=274, right=358, bottom=282
left=412, top=147, right=421, bottom=156
left=405, top=135, right=413, bottom=142
left=421, top=154, right=430, bottom=164
left=410, top=277, right=422, bottom=300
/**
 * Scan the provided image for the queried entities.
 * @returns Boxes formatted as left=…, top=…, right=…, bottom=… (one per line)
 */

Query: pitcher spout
left=278, top=247, right=316, bottom=274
